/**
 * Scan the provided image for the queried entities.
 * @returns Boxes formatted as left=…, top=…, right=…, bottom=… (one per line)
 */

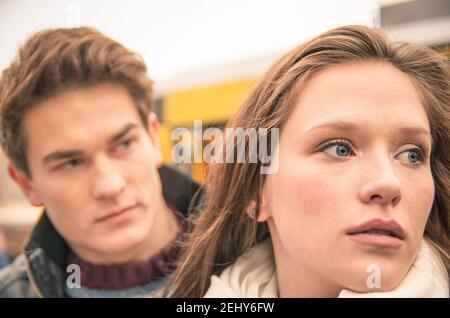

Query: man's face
left=18, top=83, right=164, bottom=261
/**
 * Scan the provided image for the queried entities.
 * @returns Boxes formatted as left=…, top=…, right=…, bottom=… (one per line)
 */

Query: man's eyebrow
left=108, top=123, right=138, bottom=144
left=42, top=124, right=139, bottom=165
left=304, top=120, right=432, bottom=144
left=43, top=150, right=83, bottom=165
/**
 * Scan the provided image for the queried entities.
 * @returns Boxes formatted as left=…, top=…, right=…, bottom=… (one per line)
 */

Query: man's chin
left=92, top=234, right=149, bottom=262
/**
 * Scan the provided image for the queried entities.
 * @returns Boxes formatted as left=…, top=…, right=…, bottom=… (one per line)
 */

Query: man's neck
left=136, top=197, right=179, bottom=261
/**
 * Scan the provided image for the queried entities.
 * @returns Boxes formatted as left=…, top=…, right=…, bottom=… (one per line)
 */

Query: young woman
left=167, top=25, right=449, bottom=297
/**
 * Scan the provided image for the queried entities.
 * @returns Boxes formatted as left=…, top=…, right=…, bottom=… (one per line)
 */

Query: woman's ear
left=7, top=163, right=43, bottom=207
left=246, top=199, right=270, bottom=222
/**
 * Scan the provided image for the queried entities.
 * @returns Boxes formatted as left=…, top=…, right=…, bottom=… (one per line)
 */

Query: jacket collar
left=21, top=211, right=67, bottom=297
left=25, top=212, right=69, bottom=269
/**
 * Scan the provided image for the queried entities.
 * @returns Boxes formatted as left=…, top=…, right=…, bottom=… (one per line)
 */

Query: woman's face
left=260, top=61, right=435, bottom=295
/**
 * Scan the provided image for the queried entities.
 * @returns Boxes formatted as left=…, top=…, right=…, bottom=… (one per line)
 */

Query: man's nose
left=358, top=154, right=402, bottom=207
left=90, top=156, right=126, bottom=200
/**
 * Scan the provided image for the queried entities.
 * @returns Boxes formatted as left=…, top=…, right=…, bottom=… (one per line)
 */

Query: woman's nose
left=358, top=155, right=402, bottom=207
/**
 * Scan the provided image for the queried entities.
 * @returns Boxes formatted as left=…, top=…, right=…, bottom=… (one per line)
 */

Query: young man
left=0, top=27, right=200, bottom=297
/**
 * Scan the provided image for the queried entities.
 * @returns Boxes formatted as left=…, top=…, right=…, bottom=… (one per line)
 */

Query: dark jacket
left=0, top=165, right=202, bottom=298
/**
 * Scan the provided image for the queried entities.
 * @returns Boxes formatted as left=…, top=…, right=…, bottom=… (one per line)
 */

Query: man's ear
left=246, top=199, right=271, bottom=222
left=147, top=112, right=163, bottom=168
left=7, top=163, right=43, bottom=207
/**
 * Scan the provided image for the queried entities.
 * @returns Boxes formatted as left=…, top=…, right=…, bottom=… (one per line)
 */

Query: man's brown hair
left=0, top=27, right=153, bottom=176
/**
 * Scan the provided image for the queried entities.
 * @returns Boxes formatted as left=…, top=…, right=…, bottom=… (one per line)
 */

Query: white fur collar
left=204, top=239, right=448, bottom=298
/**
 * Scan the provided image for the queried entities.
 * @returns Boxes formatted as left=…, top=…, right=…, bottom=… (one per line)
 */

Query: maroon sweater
left=66, top=208, right=186, bottom=290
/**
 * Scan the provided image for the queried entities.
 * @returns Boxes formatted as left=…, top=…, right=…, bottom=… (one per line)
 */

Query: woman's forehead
left=285, top=62, right=430, bottom=136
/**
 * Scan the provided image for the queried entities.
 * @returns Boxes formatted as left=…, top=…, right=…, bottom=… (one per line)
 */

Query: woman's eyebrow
left=303, top=120, right=359, bottom=136
left=397, top=127, right=434, bottom=148
left=303, top=120, right=432, bottom=144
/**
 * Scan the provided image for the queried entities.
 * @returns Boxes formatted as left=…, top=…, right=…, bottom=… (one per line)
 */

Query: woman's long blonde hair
left=167, top=25, right=450, bottom=297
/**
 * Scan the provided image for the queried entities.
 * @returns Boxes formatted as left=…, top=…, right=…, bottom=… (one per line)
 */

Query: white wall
left=0, top=0, right=379, bottom=215
left=0, top=0, right=380, bottom=94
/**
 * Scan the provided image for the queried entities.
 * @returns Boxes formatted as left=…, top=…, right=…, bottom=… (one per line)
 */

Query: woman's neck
left=275, top=259, right=342, bottom=298
left=270, top=236, right=342, bottom=297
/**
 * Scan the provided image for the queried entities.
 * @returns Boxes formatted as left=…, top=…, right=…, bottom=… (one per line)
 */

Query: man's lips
left=95, top=204, right=138, bottom=223
left=346, top=218, right=406, bottom=248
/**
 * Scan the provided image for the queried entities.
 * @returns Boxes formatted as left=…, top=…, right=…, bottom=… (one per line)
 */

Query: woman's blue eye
left=335, top=145, right=350, bottom=156
left=398, top=149, right=423, bottom=165
left=322, top=140, right=354, bottom=158
left=408, top=150, right=419, bottom=163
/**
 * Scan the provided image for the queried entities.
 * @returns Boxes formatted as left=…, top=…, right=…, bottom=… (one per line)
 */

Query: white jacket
left=204, top=239, right=449, bottom=298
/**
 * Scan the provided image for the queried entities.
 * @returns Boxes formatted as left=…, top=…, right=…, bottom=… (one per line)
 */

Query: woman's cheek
left=269, top=166, right=347, bottom=242
left=406, top=180, right=434, bottom=243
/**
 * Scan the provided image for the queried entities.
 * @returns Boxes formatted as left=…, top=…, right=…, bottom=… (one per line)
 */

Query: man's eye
left=118, top=139, right=133, bottom=149
left=114, top=138, right=135, bottom=153
left=59, top=158, right=83, bottom=170
left=321, top=139, right=355, bottom=158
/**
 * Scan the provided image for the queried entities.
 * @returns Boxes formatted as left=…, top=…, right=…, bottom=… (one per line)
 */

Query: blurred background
left=0, top=0, right=449, bottom=262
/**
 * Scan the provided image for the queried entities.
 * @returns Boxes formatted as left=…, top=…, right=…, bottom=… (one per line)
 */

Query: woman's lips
left=347, top=232, right=404, bottom=248
left=346, top=218, right=405, bottom=249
